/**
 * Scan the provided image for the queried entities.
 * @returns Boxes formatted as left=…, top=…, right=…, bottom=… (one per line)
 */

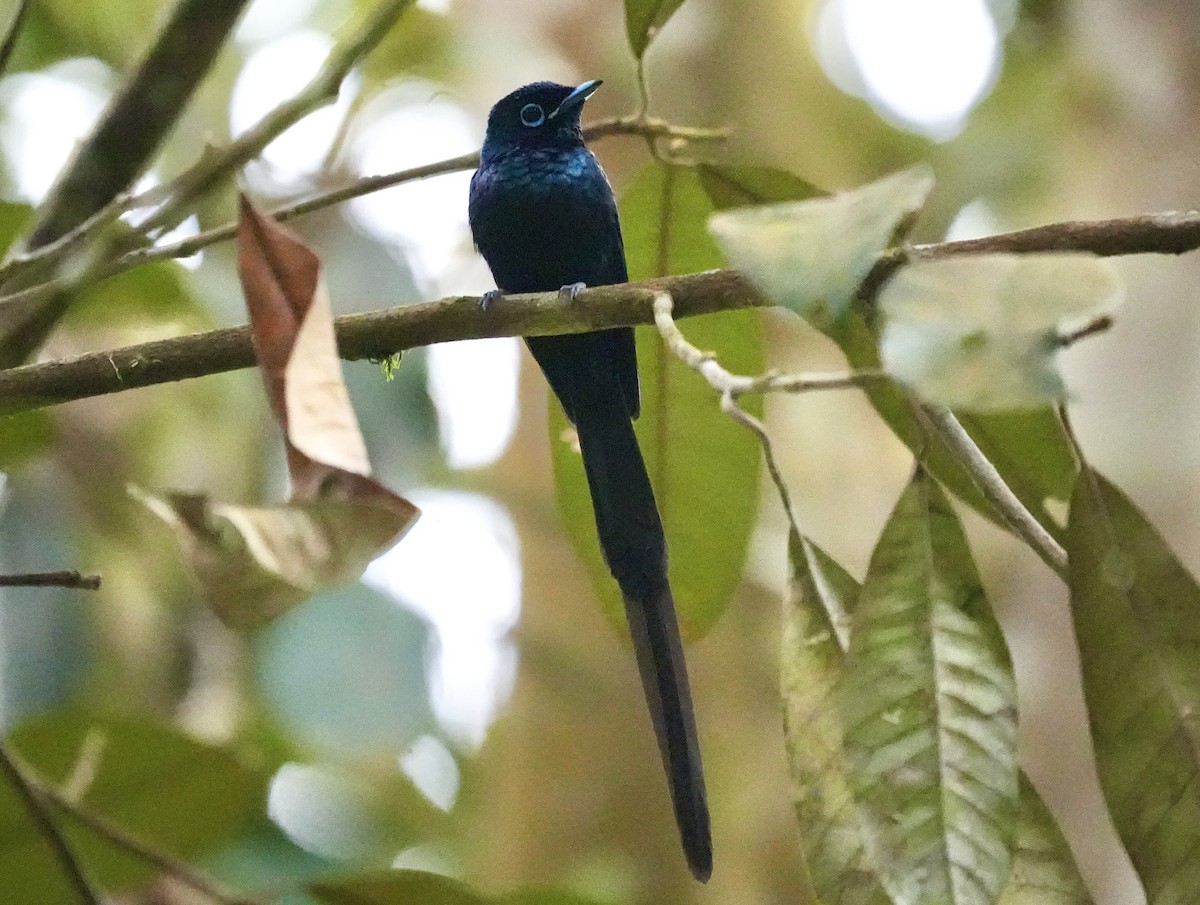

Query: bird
left=468, top=80, right=712, bottom=882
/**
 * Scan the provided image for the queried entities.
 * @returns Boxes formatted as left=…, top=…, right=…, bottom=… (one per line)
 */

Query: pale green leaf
left=1067, top=469, right=1200, bottom=903
left=997, top=777, right=1095, bottom=905
left=880, top=254, right=1122, bottom=409
left=783, top=531, right=891, bottom=905
left=624, top=0, right=688, bottom=58
left=840, top=471, right=1018, bottom=905
left=708, top=166, right=933, bottom=329
left=130, top=485, right=419, bottom=629
left=548, top=162, right=761, bottom=638
left=837, top=314, right=1071, bottom=542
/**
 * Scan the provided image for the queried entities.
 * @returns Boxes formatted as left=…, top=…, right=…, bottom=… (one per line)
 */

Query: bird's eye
left=519, top=103, right=545, bottom=127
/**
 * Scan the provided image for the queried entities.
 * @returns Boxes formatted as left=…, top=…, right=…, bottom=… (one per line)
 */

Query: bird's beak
left=549, top=79, right=602, bottom=119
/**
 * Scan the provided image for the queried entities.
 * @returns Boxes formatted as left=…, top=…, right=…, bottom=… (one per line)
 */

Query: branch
left=134, top=0, right=418, bottom=239
left=0, top=270, right=760, bottom=414
left=0, top=570, right=101, bottom=590
left=0, top=742, right=103, bottom=905
left=23, top=0, right=251, bottom=251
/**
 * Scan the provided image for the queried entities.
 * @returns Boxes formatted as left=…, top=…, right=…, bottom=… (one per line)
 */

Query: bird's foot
left=559, top=282, right=587, bottom=301
left=479, top=289, right=503, bottom=311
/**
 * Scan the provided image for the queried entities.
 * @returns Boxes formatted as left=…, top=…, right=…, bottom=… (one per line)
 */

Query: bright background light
left=365, top=488, right=522, bottom=749
left=816, top=0, right=1001, bottom=139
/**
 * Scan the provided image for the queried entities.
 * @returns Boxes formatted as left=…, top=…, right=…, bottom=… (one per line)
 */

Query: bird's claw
left=479, top=289, right=503, bottom=311
left=559, top=282, right=587, bottom=301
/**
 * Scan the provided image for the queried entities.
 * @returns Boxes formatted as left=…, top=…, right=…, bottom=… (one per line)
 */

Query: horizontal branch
left=0, top=570, right=102, bottom=590
left=1, top=205, right=1198, bottom=415
left=0, top=270, right=760, bottom=414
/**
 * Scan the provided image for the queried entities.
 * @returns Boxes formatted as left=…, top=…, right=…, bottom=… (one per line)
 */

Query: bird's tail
left=575, top=398, right=712, bottom=882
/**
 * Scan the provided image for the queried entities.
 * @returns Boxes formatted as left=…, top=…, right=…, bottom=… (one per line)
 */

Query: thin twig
left=651, top=291, right=879, bottom=539
left=917, top=404, right=1069, bottom=576
left=135, top=0, right=418, bottom=239
left=0, top=570, right=101, bottom=589
left=1057, top=314, right=1114, bottom=347
left=39, top=785, right=268, bottom=905
left=0, top=742, right=103, bottom=905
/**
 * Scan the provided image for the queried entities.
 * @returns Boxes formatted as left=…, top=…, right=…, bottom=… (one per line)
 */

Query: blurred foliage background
left=0, top=0, right=1197, bottom=903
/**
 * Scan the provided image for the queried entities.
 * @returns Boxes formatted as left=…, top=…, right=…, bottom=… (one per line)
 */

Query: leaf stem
left=916, top=404, right=1068, bottom=576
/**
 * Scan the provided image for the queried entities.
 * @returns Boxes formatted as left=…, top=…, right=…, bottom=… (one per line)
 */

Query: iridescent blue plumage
left=468, top=81, right=711, bottom=881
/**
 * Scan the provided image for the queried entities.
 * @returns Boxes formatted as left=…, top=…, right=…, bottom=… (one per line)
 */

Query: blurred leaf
left=29, top=0, right=171, bottom=65
left=624, top=0, right=688, bottom=59
left=549, top=162, right=761, bottom=638
left=840, top=471, right=1018, bottom=905
left=0, top=709, right=262, bottom=905
left=782, top=531, right=890, bottom=905
left=1067, top=469, right=1200, bottom=903
left=0, top=201, right=32, bottom=257
left=998, top=777, right=1095, bottom=905
left=359, top=6, right=453, bottom=86
left=268, top=762, right=442, bottom=865
left=62, top=260, right=208, bottom=329
left=0, top=409, right=53, bottom=468
left=312, top=871, right=612, bottom=905
left=708, top=166, right=932, bottom=330
left=837, top=314, right=1071, bottom=541
left=255, top=582, right=434, bottom=758
left=130, top=486, right=418, bottom=629
left=698, top=163, right=822, bottom=210
left=879, top=254, right=1122, bottom=409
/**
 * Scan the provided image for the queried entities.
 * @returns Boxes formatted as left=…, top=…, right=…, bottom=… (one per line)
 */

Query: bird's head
left=481, top=80, right=601, bottom=153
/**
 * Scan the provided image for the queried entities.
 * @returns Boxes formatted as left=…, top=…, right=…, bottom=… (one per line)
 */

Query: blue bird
left=469, top=80, right=712, bottom=881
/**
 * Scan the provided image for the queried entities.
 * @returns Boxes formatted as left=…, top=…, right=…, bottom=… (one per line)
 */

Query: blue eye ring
left=519, top=103, right=545, bottom=127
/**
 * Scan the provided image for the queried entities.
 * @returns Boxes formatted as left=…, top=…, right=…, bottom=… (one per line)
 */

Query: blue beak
left=549, top=79, right=602, bottom=119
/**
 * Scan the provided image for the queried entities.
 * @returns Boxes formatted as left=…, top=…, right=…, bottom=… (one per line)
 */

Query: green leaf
left=784, top=527, right=1089, bottom=905
left=998, top=777, right=1095, bottom=905
left=0, top=409, right=54, bottom=469
left=0, top=710, right=263, bottom=905
left=1067, top=469, right=1200, bottom=903
left=879, top=254, right=1122, bottom=409
left=782, top=531, right=890, bottom=905
left=313, top=870, right=488, bottom=905
left=708, top=166, right=933, bottom=330
left=836, top=314, right=1072, bottom=541
left=359, top=5, right=454, bottom=87
left=840, top=471, right=1019, bottom=905
left=698, top=163, right=823, bottom=210
left=62, top=260, right=209, bottom=330
left=548, top=162, right=761, bottom=638
left=0, top=201, right=33, bottom=258
left=624, top=0, right=688, bottom=58
left=311, top=871, right=611, bottom=905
